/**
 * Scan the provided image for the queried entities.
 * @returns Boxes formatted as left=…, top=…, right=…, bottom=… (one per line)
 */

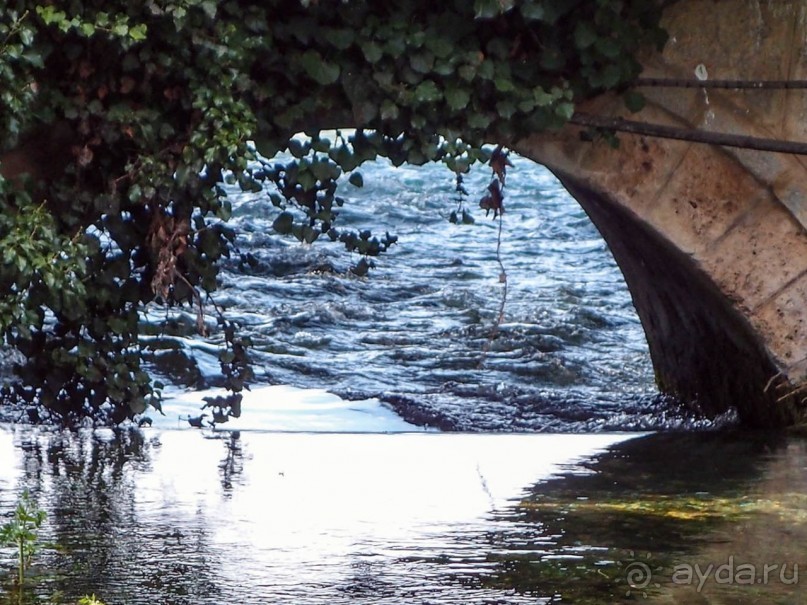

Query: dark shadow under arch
left=552, top=168, right=793, bottom=427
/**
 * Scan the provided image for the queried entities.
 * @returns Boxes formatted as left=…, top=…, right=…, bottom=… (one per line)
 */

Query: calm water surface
left=0, top=429, right=804, bottom=604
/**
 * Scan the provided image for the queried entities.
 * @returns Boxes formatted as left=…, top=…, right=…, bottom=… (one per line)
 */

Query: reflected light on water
left=0, top=428, right=631, bottom=604
left=137, top=432, right=627, bottom=582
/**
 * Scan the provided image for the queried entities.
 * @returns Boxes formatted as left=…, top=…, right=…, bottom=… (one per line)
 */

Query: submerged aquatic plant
left=0, top=491, right=46, bottom=588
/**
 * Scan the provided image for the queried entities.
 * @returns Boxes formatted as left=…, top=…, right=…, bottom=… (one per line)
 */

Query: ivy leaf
left=298, top=169, right=316, bottom=191
left=287, top=138, right=307, bottom=158
left=272, top=212, right=294, bottom=235
left=518, top=98, right=536, bottom=112
left=352, top=257, right=371, bottom=277
left=474, top=0, right=501, bottom=19
left=300, top=50, right=341, bottom=85
left=362, top=41, right=383, bottom=63
left=574, top=22, right=597, bottom=50
left=624, top=91, right=646, bottom=113
left=414, top=80, right=441, bottom=103
left=200, top=1, right=217, bottom=19
left=433, top=59, right=456, bottom=76
left=496, top=99, right=516, bottom=119
left=302, top=226, right=319, bottom=244
left=311, top=159, right=340, bottom=182
left=19, top=27, right=34, bottom=46
left=490, top=145, right=513, bottom=184
left=253, top=136, right=280, bottom=159
left=520, top=2, right=545, bottom=21
left=348, top=172, right=364, bottom=187
left=534, top=87, right=555, bottom=106
left=36, top=6, right=67, bottom=26
left=477, top=60, right=495, bottom=80
left=595, top=37, right=621, bottom=59
left=555, top=101, right=575, bottom=121
left=410, top=51, right=435, bottom=74
left=352, top=100, right=378, bottom=124
left=445, top=87, right=470, bottom=111
left=330, top=145, right=360, bottom=172
left=311, top=137, right=331, bottom=153
left=458, top=65, right=476, bottom=81
left=380, top=99, right=400, bottom=120
left=129, top=24, right=148, bottom=41
left=384, top=33, right=406, bottom=56
left=598, top=63, right=623, bottom=89
left=324, top=28, right=354, bottom=50
left=424, top=35, right=454, bottom=59
left=468, top=112, right=492, bottom=129
left=129, top=398, right=148, bottom=415
left=494, top=77, right=515, bottom=92
left=479, top=179, right=504, bottom=218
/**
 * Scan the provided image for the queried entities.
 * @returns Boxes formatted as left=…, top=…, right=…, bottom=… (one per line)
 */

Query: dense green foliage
left=0, top=0, right=666, bottom=425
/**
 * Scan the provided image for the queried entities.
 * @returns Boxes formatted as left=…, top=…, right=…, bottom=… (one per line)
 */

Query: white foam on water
left=153, top=384, right=425, bottom=432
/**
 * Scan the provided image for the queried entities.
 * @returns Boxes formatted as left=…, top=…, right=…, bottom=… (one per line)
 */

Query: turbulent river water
left=153, top=147, right=717, bottom=432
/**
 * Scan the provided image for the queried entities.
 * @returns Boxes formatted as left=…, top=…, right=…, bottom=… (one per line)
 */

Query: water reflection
left=0, top=429, right=805, bottom=604
left=215, top=431, right=245, bottom=495
left=1, top=428, right=225, bottom=604
left=481, top=432, right=805, bottom=603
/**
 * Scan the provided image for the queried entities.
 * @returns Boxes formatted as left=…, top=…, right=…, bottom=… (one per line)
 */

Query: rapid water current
left=154, top=146, right=716, bottom=432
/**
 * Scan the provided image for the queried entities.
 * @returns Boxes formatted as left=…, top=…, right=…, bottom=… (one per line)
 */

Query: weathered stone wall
left=513, top=0, right=807, bottom=425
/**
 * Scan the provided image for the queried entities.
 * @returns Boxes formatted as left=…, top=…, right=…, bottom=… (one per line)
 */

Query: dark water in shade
left=149, top=147, right=724, bottom=432
left=0, top=428, right=805, bottom=604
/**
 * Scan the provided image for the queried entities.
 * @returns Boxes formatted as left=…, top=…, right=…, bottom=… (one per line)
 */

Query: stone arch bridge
left=515, top=0, right=807, bottom=426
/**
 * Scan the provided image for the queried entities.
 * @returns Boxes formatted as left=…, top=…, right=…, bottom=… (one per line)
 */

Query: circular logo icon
left=625, top=561, right=652, bottom=590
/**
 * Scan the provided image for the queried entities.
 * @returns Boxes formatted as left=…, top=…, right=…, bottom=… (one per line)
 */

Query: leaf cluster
left=0, top=491, right=47, bottom=587
left=0, top=0, right=666, bottom=425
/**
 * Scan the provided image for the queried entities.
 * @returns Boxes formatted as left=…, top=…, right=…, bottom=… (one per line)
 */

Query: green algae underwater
left=481, top=431, right=806, bottom=604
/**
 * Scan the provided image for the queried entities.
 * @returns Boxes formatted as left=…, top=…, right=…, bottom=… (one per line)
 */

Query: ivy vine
left=0, top=0, right=667, bottom=425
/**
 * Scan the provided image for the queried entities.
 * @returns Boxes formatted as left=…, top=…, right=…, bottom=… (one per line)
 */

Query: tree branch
left=570, top=112, right=807, bottom=156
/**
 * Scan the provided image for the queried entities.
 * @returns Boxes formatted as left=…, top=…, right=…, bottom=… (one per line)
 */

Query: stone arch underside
left=553, top=167, right=792, bottom=427
left=513, top=0, right=807, bottom=426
